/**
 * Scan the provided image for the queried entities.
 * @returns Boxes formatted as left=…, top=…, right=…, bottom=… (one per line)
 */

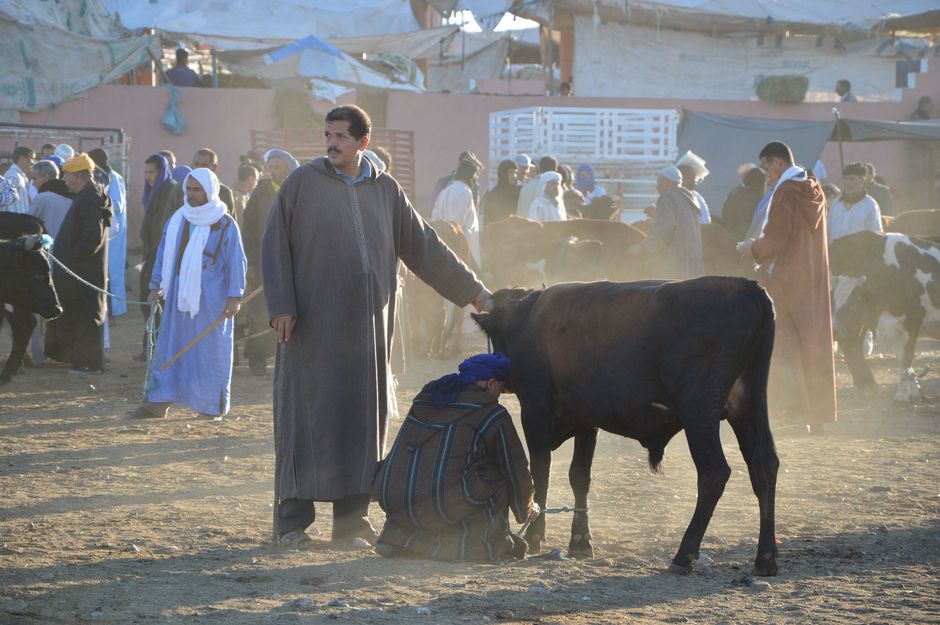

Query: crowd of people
left=0, top=101, right=922, bottom=563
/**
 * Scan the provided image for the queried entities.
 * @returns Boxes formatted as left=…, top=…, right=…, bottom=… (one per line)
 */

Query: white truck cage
left=488, top=106, right=679, bottom=220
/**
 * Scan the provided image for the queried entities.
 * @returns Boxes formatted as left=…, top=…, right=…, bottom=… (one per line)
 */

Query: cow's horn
left=23, top=234, right=41, bottom=251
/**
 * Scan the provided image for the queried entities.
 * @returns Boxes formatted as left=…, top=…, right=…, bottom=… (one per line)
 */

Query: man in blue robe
left=129, top=168, right=246, bottom=419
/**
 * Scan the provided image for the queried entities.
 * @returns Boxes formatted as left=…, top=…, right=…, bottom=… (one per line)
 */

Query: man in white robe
left=431, top=159, right=482, bottom=265
left=528, top=171, right=567, bottom=222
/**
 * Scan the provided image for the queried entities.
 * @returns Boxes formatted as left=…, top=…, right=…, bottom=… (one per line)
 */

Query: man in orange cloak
left=740, top=141, right=837, bottom=434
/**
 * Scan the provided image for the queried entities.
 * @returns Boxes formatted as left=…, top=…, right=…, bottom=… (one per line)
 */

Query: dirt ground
left=1, top=307, right=938, bottom=625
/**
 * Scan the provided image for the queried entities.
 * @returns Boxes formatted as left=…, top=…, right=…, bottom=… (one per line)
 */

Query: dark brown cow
left=701, top=222, right=758, bottom=278
left=885, top=209, right=940, bottom=243
left=472, top=278, right=779, bottom=576
left=1, top=213, right=62, bottom=382
left=482, top=217, right=646, bottom=287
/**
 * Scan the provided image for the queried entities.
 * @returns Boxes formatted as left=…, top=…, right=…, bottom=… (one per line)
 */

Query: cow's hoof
left=667, top=563, right=692, bottom=575
left=751, top=556, right=779, bottom=577
left=567, top=533, right=594, bottom=559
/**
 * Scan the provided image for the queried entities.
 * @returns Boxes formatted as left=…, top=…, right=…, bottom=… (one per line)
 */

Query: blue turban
left=575, top=163, right=596, bottom=194
left=142, top=154, right=172, bottom=211
left=421, top=353, right=511, bottom=407
left=171, top=165, right=192, bottom=183
left=44, top=155, right=65, bottom=171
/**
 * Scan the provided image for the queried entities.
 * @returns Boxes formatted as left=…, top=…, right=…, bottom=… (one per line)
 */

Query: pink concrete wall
left=17, top=84, right=277, bottom=244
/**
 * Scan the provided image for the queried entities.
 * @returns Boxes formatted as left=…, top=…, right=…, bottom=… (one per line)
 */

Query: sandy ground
left=1, top=306, right=938, bottom=625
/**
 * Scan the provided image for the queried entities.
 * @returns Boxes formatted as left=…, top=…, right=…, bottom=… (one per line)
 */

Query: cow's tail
left=736, top=280, right=778, bottom=481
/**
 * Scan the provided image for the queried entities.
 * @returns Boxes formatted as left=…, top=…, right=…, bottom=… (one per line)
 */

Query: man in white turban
left=130, top=168, right=247, bottom=419
left=527, top=171, right=567, bottom=221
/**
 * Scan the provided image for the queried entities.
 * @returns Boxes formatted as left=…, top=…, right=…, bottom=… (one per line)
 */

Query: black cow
left=0, top=213, right=62, bottom=383
left=472, top=277, right=779, bottom=576
left=829, top=230, right=940, bottom=402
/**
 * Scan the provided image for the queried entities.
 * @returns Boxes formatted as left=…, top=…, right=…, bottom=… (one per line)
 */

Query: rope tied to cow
left=515, top=505, right=589, bottom=539
left=40, top=248, right=151, bottom=306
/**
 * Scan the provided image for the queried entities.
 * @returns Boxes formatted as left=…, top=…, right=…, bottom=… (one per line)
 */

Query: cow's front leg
left=525, top=449, right=551, bottom=554
left=895, top=324, right=922, bottom=403
left=567, top=428, right=597, bottom=558
left=0, top=309, right=36, bottom=382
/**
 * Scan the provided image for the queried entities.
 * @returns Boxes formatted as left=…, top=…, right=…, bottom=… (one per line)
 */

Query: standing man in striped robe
left=374, top=353, right=539, bottom=561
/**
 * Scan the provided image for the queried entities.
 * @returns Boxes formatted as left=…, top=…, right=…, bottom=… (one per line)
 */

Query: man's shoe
left=278, top=528, right=319, bottom=548
left=127, top=406, right=164, bottom=419
left=332, top=518, right=378, bottom=546
left=374, top=543, right=417, bottom=559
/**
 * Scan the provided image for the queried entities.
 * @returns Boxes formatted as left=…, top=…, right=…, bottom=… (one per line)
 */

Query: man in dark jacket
left=44, top=153, right=113, bottom=372
left=241, top=149, right=299, bottom=375
left=721, top=166, right=766, bottom=241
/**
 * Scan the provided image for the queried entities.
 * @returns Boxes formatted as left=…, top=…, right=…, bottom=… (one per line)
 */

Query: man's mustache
left=327, top=148, right=340, bottom=154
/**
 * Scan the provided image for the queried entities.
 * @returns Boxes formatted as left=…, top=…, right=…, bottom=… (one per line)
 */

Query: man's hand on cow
left=147, top=289, right=163, bottom=305
left=223, top=297, right=241, bottom=319
left=271, top=314, right=297, bottom=343
left=470, top=287, right=493, bottom=313
left=527, top=502, right=541, bottom=522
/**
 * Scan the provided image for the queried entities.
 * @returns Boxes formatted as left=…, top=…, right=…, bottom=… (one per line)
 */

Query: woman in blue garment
left=130, top=168, right=246, bottom=419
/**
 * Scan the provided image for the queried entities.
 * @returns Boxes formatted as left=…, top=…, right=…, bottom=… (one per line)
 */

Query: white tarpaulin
left=331, top=26, right=460, bottom=59
left=427, top=31, right=510, bottom=92
left=104, top=0, right=421, bottom=41
left=573, top=17, right=898, bottom=101
left=0, top=0, right=160, bottom=112
left=218, top=35, right=423, bottom=93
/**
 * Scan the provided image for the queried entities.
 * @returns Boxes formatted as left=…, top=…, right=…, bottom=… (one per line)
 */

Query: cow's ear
left=470, top=312, right=491, bottom=334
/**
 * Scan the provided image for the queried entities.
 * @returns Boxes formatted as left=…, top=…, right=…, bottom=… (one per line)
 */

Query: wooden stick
left=160, top=286, right=263, bottom=371
left=235, top=327, right=274, bottom=344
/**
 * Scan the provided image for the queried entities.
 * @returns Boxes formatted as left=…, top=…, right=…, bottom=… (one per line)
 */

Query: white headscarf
left=539, top=171, right=563, bottom=202
left=159, top=168, right=228, bottom=318
left=54, top=144, right=75, bottom=161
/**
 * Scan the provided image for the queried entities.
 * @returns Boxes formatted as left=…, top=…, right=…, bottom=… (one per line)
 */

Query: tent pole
left=833, top=108, right=845, bottom=172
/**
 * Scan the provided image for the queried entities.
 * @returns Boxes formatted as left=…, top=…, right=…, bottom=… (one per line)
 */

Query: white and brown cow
left=829, top=231, right=940, bottom=402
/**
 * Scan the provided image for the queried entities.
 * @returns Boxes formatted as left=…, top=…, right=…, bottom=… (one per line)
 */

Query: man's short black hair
left=238, top=164, right=259, bottom=181
left=837, top=79, right=851, bottom=91
left=158, top=149, right=176, bottom=167
left=175, top=48, right=189, bottom=65
left=538, top=156, right=558, bottom=174
left=843, top=162, right=868, bottom=177
left=325, top=105, right=372, bottom=141
left=758, top=141, right=794, bottom=165
left=12, top=146, right=34, bottom=162
left=40, top=143, right=55, bottom=152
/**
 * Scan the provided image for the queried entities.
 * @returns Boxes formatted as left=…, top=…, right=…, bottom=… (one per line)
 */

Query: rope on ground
left=41, top=248, right=150, bottom=306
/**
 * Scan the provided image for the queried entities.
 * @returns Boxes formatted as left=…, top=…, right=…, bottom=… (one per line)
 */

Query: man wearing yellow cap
left=44, top=153, right=114, bottom=373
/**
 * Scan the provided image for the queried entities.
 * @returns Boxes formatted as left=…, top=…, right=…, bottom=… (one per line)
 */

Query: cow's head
left=471, top=287, right=537, bottom=357
left=2, top=234, right=62, bottom=319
